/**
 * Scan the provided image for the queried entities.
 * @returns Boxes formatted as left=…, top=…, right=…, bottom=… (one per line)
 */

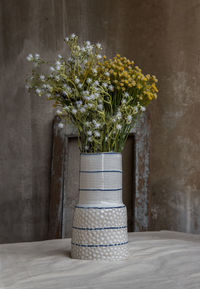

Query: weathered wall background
left=1, top=0, right=200, bottom=243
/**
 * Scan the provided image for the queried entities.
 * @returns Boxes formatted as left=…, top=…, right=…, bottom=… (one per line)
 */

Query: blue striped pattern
left=81, top=152, right=121, bottom=156
left=71, top=241, right=128, bottom=248
left=75, top=205, right=125, bottom=209
left=80, top=170, right=122, bottom=173
left=79, top=188, right=122, bottom=192
left=72, top=225, right=127, bottom=231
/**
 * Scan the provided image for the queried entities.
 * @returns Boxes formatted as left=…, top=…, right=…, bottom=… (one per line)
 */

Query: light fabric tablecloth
left=0, top=231, right=200, bottom=289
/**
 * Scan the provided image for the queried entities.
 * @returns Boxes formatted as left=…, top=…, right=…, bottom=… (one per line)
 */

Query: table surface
left=0, top=231, right=200, bottom=289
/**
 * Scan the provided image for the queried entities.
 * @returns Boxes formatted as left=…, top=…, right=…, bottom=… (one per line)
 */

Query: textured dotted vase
left=71, top=152, right=128, bottom=260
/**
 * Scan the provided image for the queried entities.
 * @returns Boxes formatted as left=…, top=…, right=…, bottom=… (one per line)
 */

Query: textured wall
left=1, top=0, right=200, bottom=243
left=149, top=1, right=200, bottom=233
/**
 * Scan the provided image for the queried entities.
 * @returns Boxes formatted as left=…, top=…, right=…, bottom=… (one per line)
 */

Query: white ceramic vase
left=71, top=152, right=128, bottom=260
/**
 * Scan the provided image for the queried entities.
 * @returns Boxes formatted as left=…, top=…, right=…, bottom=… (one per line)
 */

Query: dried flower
left=26, top=34, right=158, bottom=153
left=58, top=123, right=64, bottom=128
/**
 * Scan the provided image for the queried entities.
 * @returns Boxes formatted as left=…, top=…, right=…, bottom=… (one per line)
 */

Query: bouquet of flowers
left=26, top=34, right=158, bottom=153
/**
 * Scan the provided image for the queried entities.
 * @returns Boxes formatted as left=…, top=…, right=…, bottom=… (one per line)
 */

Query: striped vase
left=71, top=152, right=128, bottom=260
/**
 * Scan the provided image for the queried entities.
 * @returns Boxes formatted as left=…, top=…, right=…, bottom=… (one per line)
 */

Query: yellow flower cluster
left=97, top=54, right=158, bottom=103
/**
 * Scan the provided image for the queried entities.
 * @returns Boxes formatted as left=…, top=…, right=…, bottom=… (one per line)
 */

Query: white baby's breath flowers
left=92, top=68, right=97, bottom=74
left=117, top=112, right=122, bottom=119
left=96, top=43, right=101, bottom=49
left=83, top=90, right=89, bottom=96
left=87, top=130, right=92, bottom=136
left=86, top=41, right=91, bottom=46
left=64, top=106, right=70, bottom=111
left=95, top=122, right=101, bottom=128
left=36, top=88, right=41, bottom=95
left=93, top=120, right=101, bottom=128
left=127, top=115, right=132, bottom=123
left=68, top=87, right=72, bottom=93
left=97, top=54, right=102, bottom=60
left=116, top=124, right=122, bottom=130
left=86, top=78, right=92, bottom=84
left=94, top=80, right=99, bottom=86
left=89, top=94, right=95, bottom=100
left=75, top=78, right=80, bottom=84
left=85, top=121, right=90, bottom=127
left=46, top=84, right=53, bottom=92
left=81, top=47, right=86, bottom=53
left=35, top=54, right=40, bottom=60
left=97, top=104, right=103, bottom=111
left=65, top=36, right=69, bottom=42
left=94, top=92, right=100, bottom=98
left=26, top=54, right=33, bottom=61
left=55, top=61, right=61, bottom=70
left=104, top=72, right=110, bottom=77
left=56, top=109, right=62, bottom=115
left=71, top=33, right=76, bottom=39
left=83, top=95, right=88, bottom=101
left=102, top=83, right=108, bottom=89
left=94, top=130, right=100, bottom=137
left=80, top=107, right=86, bottom=113
left=108, top=85, right=114, bottom=91
left=86, top=45, right=93, bottom=52
left=140, top=106, right=146, bottom=112
left=72, top=108, right=77, bottom=114
left=58, top=123, right=64, bottom=128
left=76, top=100, right=82, bottom=107
left=50, top=66, right=55, bottom=72
left=85, top=145, right=89, bottom=151
left=124, top=92, right=129, bottom=98
left=122, top=99, right=126, bottom=104
left=40, top=75, right=45, bottom=81
left=88, top=137, right=92, bottom=142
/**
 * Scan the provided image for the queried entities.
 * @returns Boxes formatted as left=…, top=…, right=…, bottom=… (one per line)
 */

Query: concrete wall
left=149, top=0, right=200, bottom=233
left=1, top=0, right=200, bottom=243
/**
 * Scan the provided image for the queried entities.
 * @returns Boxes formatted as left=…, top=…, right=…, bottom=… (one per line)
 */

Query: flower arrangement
left=26, top=34, right=158, bottom=153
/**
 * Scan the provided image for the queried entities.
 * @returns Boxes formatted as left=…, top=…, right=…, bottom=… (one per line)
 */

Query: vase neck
left=78, top=153, right=123, bottom=206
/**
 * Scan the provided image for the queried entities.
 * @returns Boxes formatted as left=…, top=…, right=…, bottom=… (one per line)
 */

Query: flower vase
left=71, top=152, right=128, bottom=260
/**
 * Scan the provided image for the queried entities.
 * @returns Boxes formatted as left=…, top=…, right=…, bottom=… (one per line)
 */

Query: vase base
left=71, top=242, right=128, bottom=260
left=71, top=205, right=128, bottom=260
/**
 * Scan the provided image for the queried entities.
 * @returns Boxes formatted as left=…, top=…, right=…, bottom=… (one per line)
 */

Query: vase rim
left=80, top=152, right=121, bottom=156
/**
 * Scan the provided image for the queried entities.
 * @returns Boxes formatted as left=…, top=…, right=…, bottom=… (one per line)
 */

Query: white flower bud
left=140, top=106, right=146, bottom=112
left=58, top=123, right=64, bottom=128
left=56, top=109, right=62, bottom=115
left=26, top=54, right=33, bottom=61
left=96, top=43, right=101, bottom=49
left=71, top=33, right=76, bottom=39
left=116, top=124, right=122, bottom=130
left=72, top=108, right=77, bottom=114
